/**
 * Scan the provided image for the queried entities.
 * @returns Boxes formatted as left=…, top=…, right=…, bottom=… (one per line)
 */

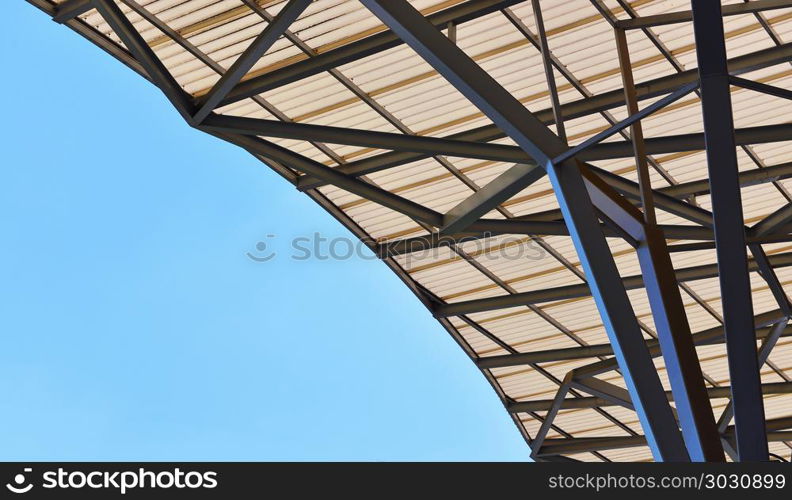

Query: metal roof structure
left=26, top=0, right=792, bottom=462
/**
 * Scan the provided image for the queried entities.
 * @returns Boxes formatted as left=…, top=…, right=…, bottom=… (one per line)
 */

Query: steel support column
left=360, top=0, right=688, bottom=462
left=691, top=0, right=768, bottom=461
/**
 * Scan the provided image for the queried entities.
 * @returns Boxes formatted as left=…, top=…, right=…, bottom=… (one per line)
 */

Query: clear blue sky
left=0, top=2, right=529, bottom=461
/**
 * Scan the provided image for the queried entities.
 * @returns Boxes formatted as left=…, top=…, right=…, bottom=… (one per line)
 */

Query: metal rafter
left=434, top=251, right=792, bottom=317
left=617, top=0, right=792, bottom=30
left=477, top=309, right=789, bottom=368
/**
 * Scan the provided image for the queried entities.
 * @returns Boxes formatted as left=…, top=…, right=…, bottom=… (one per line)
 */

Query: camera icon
left=5, top=468, right=33, bottom=494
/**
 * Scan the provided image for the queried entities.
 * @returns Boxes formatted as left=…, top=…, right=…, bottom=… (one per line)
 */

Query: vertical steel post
left=691, top=0, right=768, bottom=461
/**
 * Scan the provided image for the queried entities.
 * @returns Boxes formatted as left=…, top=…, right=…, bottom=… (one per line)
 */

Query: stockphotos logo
left=4, top=467, right=217, bottom=495
left=5, top=468, right=33, bottom=494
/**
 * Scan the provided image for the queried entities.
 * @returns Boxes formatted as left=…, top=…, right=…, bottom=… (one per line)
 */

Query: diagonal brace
left=192, top=0, right=312, bottom=124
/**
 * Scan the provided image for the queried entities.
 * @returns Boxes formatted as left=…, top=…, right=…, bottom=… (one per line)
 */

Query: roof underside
left=29, top=0, right=792, bottom=461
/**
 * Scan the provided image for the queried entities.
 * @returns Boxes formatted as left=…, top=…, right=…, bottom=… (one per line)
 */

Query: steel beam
left=663, top=161, right=792, bottom=199
left=534, top=415, right=792, bottom=457
left=206, top=114, right=792, bottom=187
left=752, top=203, right=792, bottom=236
left=94, top=0, right=194, bottom=121
left=509, top=381, right=792, bottom=413
left=572, top=376, right=634, bottom=410
left=200, top=114, right=531, bottom=163
left=668, top=234, right=792, bottom=253
left=530, top=0, right=566, bottom=142
left=217, top=133, right=443, bottom=226
left=507, top=3, right=679, bottom=191
left=636, top=225, right=724, bottom=461
left=53, top=0, right=94, bottom=24
left=585, top=123, right=792, bottom=161
left=575, top=318, right=786, bottom=381
left=530, top=373, right=638, bottom=458
left=530, top=373, right=573, bottom=459
left=530, top=161, right=792, bottom=231
left=440, top=163, right=544, bottom=235
left=539, top=436, right=648, bottom=456
left=537, top=430, right=792, bottom=457
left=377, top=222, right=717, bottom=257
left=298, top=120, right=792, bottom=191
left=718, top=320, right=790, bottom=434
left=294, top=41, right=792, bottom=190
left=590, top=166, right=713, bottom=226
left=221, top=134, right=649, bottom=247
left=553, top=82, right=699, bottom=166
left=750, top=244, right=792, bottom=316
left=578, top=164, right=645, bottom=242
left=379, top=220, right=714, bottom=259
left=361, top=0, right=688, bottom=462
left=478, top=309, right=788, bottom=368
left=219, top=8, right=792, bottom=114
left=580, top=164, right=723, bottom=460
left=615, top=26, right=655, bottom=225
left=730, top=75, right=792, bottom=102
left=692, top=0, right=768, bottom=462
left=434, top=251, right=792, bottom=317
left=617, top=0, right=792, bottom=30
left=192, top=0, right=311, bottom=124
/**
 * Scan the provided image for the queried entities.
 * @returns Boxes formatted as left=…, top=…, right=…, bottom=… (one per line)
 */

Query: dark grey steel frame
left=28, top=0, right=792, bottom=461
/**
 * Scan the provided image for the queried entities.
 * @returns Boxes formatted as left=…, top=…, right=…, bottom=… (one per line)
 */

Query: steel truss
left=30, top=0, right=792, bottom=461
